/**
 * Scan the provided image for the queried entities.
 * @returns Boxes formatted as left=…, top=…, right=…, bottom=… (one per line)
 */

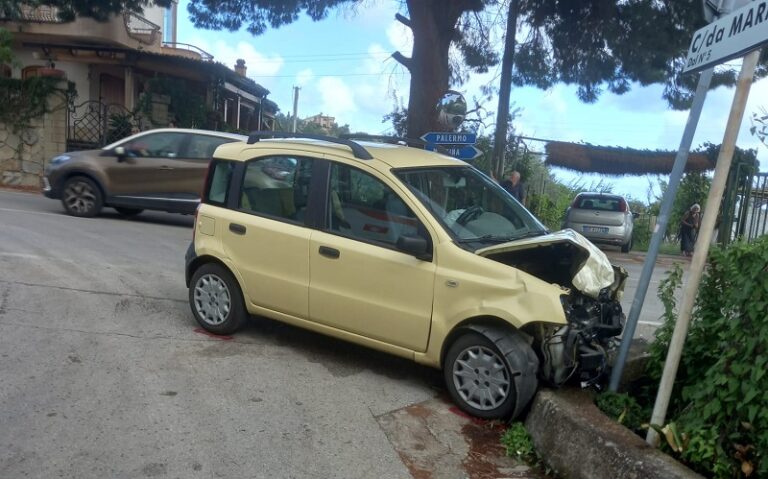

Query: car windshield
left=394, top=166, right=547, bottom=244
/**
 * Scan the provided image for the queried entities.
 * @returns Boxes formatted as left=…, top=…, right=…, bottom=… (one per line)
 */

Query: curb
left=524, top=389, right=704, bottom=479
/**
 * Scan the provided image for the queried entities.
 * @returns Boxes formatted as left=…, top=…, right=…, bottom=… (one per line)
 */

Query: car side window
left=185, top=135, right=236, bottom=159
left=122, top=132, right=186, bottom=158
left=240, top=156, right=313, bottom=223
left=204, top=160, right=234, bottom=206
left=328, top=163, right=419, bottom=247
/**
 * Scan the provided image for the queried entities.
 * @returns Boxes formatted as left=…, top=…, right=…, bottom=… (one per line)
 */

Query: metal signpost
left=611, top=0, right=768, bottom=445
left=612, top=0, right=768, bottom=395
left=420, top=132, right=482, bottom=161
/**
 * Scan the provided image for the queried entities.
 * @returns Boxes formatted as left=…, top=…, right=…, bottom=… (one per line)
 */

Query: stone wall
left=0, top=90, right=67, bottom=189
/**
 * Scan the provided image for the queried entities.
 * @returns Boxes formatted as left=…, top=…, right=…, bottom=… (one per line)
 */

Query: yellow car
left=185, top=134, right=627, bottom=419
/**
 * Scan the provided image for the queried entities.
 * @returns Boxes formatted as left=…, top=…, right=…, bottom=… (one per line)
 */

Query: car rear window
left=204, top=160, right=235, bottom=206
left=576, top=196, right=624, bottom=212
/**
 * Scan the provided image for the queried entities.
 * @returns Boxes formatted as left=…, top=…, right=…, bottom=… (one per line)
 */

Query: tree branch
left=395, top=12, right=411, bottom=28
left=391, top=51, right=412, bottom=71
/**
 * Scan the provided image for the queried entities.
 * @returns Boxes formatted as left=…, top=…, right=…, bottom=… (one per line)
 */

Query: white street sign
left=684, top=0, right=768, bottom=73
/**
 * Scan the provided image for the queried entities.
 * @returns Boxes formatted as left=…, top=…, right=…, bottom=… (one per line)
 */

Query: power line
left=249, top=71, right=408, bottom=78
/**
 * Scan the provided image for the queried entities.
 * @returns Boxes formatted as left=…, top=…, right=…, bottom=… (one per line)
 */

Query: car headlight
left=50, top=155, right=71, bottom=165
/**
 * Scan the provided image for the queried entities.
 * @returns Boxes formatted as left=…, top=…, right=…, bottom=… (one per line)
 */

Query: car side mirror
left=114, top=146, right=126, bottom=162
left=632, top=212, right=640, bottom=219
left=396, top=235, right=431, bottom=261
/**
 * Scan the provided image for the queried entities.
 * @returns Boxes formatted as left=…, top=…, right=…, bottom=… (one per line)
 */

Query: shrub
left=645, top=237, right=768, bottom=477
left=501, top=422, right=537, bottom=464
left=595, top=392, right=647, bottom=434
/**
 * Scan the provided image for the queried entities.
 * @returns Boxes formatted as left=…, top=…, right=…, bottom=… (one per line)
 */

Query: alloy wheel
left=451, top=345, right=511, bottom=411
left=193, top=274, right=232, bottom=326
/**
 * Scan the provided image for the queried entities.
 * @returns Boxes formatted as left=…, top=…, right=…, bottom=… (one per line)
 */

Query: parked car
left=42, top=128, right=247, bottom=217
left=185, top=134, right=627, bottom=419
left=562, top=192, right=638, bottom=253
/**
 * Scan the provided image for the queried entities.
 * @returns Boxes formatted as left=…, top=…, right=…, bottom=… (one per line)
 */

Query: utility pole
left=292, top=86, right=300, bottom=133
left=491, top=0, right=519, bottom=179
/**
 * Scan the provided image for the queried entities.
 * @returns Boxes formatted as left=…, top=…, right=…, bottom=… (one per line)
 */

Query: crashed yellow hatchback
left=185, top=133, right=627, bottom=419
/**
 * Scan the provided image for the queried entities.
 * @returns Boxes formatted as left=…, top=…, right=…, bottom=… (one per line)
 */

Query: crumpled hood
left=475, top=229, right=616, bottom=298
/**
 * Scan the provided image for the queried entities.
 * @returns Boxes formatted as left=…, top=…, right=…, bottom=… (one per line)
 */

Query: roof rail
left=338, top=134, right=428, bottom=149
left=246, top=131, right=373, bottom=160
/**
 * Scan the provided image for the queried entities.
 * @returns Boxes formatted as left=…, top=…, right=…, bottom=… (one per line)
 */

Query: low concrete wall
left=524, top=389, right=704, bottom=479
left=0, top=88, right=67, bottom=189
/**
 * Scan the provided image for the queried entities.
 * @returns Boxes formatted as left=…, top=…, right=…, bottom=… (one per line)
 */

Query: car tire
left=443, top=326, right=539, bottom=420
left=114, top=207, right=144, bottom=217
left=61, top=176, right=103, bottom=217
left=621, top=238, right=632, bottom=253
left=189, top=263, right=246, bottom=335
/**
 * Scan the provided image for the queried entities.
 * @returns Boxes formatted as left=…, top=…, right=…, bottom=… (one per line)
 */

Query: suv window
left=576, top=195, right=624, bottom=212
left=240, top=156, right=313, bottom=222
left=205, top=160, right=235, bottom=206
left=328, top=163, right=419, bottom=246
left=122, top=132, right=186, bottom=158
left=186, top=135, right=236, bottom=159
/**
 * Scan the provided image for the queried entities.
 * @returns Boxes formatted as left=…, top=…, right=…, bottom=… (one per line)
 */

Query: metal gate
left=719, top=167, right=768, bottom=245
left=66, top=100, right=136, bottom=151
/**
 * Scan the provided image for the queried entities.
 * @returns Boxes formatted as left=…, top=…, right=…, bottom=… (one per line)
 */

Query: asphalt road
left=0, top=189, right=682, bottom=478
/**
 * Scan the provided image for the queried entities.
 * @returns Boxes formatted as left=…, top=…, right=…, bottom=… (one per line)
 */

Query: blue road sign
left=420, top=132, right=477, bottom=145
left=442, top=145, right=483, bottom=161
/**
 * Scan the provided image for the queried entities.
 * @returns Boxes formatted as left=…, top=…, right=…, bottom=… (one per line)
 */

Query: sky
left=175, top=0, right=768, bottom=201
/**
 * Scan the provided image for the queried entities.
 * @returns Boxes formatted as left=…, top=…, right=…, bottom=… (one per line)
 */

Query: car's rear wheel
left=114, top=207, right=144, bottom=217
left=189, top=263, right=246, bottom=335
left=443, top=326, right=539, bottom=420
left=621, top=238, right=632, bottom=253
left=61, top=176, right=103, bottom=217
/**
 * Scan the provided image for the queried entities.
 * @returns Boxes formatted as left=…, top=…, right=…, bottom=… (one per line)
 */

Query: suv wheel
left=621, top=238, right=632, bottom=253
left=189, top=263, right=246, bottom=335
left=62, top=176, right=103, bottom=217
left=444, top=327, right=539, bottom=419
left=114, top=207, right=144, bottom=217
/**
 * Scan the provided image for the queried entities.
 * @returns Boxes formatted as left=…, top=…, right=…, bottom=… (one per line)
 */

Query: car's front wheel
left=61, top=176, right=103, bottom=217
left=444, top=327, right=539, bottom=420
left=189, top=263, right=246, bottom=335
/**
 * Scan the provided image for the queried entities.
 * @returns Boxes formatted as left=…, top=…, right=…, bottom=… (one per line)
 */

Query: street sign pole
left=608, top=66, right=715, bottom=392
left=646, top=48, right=762, bottom=446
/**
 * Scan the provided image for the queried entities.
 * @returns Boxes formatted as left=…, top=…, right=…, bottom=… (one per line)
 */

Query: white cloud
left=296, top=69, right=314, bottom=87
left=386, top=21, right=413, bottom=53
left=316, top=77, right=357, bottom=118
left=185, top=36, right=284, bottom=77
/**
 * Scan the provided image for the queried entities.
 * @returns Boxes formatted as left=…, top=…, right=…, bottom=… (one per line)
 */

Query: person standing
left=500, top=171, right=526, bottom=206
left=680, top=203, right=701, bottom=257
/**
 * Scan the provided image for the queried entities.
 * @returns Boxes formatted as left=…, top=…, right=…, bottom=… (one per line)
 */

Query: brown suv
left=42, top=128, right=246, bottom=217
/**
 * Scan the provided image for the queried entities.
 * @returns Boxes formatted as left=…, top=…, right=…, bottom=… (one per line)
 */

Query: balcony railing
left=1, top=5, right=64, bottom=23
left=123, top=11, right=160, bottom=45
left=162, top=42, right=214, bottom=62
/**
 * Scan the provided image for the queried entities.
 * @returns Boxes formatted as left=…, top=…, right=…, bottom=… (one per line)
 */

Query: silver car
left=562, top=193, right=638, bottom=252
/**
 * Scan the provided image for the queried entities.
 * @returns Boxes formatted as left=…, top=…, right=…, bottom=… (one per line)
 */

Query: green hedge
left=646, top=237, right=768, bottom=477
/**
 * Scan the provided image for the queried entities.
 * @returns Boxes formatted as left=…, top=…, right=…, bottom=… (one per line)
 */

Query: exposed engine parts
left=541, top=290, right=625, bottom=387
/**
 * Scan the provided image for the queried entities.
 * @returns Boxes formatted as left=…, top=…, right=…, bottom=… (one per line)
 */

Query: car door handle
left=318, top=246, right=340, bottom=259
left=229, top=223, right=246, bottom=235
left=158, top=165, right=174, bottom=170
